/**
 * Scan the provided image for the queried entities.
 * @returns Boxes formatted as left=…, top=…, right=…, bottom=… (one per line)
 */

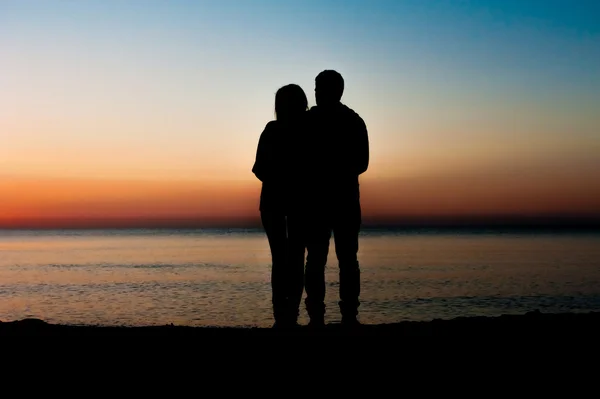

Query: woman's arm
left=252, top=122, right=276, bottom=182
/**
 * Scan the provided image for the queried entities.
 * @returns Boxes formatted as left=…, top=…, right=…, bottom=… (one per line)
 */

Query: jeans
left=261, top=211, right=306, bottom=323
left=304, top=200, right=361, bottom=320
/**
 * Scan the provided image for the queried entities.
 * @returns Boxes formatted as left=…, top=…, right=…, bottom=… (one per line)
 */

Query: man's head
left=315, top=70, right=344, bottom=107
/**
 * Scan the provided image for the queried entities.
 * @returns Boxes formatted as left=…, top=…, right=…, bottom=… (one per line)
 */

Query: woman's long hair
left=275, top=84, right=308, bottom=122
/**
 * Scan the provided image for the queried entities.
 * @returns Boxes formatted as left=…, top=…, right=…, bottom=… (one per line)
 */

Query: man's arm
left=354, top=115, right=369, bottom=176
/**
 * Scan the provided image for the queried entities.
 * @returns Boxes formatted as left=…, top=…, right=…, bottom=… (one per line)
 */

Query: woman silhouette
left=252, top=84, right=309, bottom=328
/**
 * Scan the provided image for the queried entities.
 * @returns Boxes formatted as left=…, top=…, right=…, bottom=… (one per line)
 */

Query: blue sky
left=1, top=0, right=599, bottom=224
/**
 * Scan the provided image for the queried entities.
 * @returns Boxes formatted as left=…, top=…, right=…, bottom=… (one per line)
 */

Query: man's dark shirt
left=306, top=103, right=369, bottom=211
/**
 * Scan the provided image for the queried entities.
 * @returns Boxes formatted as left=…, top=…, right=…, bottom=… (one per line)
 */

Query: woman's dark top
left=252, top=115, right=308, bottom=215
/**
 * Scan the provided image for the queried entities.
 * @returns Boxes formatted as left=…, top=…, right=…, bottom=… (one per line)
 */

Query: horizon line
left=1, top=215, right=600, bottom=230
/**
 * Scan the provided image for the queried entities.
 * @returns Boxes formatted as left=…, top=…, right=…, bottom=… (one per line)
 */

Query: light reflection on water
left=1, top=229, right=599, bottom=327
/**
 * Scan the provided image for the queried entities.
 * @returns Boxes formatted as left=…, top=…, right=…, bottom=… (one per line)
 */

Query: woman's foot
left=341, top=316, right=361, bottom=328
left=307, top=316, right=326, bottom=329
left=272, top=316, right=300, bottom=329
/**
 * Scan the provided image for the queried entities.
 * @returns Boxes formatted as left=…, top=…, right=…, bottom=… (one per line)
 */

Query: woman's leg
left=260, top=211, right=289, bottom=324
left=286, top=213, right=307, bottom=323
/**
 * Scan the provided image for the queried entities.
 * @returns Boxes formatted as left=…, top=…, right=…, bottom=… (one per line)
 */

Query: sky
left=1, top=0, right=599, bottom=228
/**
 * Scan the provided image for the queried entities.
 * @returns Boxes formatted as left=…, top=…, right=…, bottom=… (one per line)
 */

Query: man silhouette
left=304, top=70, right=369, bottom=327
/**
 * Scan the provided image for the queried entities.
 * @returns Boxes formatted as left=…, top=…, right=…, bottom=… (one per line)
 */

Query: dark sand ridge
left=2, top=310, right=600, bottom=336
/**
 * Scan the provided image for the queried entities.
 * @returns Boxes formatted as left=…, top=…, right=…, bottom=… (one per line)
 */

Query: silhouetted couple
left=252, top=70, right=369, bottom=328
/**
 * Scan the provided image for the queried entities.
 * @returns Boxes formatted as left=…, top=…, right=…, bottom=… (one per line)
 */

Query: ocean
left=1, top=228, right=599, bottom=327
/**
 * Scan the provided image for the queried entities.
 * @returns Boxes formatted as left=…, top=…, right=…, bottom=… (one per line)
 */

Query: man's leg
left=260, top=211, right=290, bottom=324
left=332, top=202, right=362, bottom=322
left=304, top=214, right=331, bottom=325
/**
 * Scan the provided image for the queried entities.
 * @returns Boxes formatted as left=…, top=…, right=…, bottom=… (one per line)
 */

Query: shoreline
left=2, top=310, right=600, bottom=336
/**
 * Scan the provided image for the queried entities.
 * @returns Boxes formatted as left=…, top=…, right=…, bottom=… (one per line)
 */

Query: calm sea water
left=1, top=228, right=599, bottom=327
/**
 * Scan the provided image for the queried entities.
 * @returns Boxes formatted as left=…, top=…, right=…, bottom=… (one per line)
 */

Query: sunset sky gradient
left=1, top=0, right=599, bottom=228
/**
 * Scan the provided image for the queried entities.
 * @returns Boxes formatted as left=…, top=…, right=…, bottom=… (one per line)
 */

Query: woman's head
left=275, top=84, right=308, bottom=121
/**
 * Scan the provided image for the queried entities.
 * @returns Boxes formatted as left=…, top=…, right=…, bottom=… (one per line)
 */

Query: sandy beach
left=2, top=310, right=599, bottom=337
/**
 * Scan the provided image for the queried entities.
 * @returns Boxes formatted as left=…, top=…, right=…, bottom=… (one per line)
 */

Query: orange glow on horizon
left=1, top=169, right=599, bottom=228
